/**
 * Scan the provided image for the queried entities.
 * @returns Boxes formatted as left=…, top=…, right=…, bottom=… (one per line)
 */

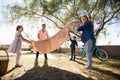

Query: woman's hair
left=16, top=25, right=22, bottom=31
left=83, top=15, right=89, bottom=21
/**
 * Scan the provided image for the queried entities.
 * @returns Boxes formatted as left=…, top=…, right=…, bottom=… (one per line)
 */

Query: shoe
left=15, top=64, right=23, bottom=68
left=73, top=58, right=75, bottom=61
left=45, top=58, right=48, bottom=60
left=84, top=65, right=92, bottom=70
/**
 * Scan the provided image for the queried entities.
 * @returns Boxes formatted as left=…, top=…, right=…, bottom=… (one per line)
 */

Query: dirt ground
left=0, top=53, right=120, bottom=80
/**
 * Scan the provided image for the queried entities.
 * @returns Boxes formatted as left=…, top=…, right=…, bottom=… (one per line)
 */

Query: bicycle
left=76, top=45, right=109, bottom=61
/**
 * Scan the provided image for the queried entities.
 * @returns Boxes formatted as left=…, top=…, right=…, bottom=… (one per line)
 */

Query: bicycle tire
left=96, top=49, right=108, bottom=61
left=76, top=50, right=85, bottom=59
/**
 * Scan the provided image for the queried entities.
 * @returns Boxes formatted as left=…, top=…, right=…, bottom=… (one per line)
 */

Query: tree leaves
left=2, top=0, right=120, bottom=38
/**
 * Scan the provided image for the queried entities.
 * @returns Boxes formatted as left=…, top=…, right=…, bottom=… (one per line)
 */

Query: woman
left=77, top=16, right=95, bottom=69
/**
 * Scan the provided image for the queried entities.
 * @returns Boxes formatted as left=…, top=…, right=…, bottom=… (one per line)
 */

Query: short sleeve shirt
left=38, top=30, right=48, bottom=40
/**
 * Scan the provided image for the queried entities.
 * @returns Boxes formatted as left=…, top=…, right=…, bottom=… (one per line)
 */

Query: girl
left=8, top=25, right=31, bottom=67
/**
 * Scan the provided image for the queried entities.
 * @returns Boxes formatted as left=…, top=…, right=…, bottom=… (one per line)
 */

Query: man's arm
left=47, top=33, right=49, bottom=38
left=38, top=32, right=41, bottom=40
left=46, top=31, right=49, bottom=38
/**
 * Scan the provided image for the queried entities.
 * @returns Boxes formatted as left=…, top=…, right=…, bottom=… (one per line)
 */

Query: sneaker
left=84, top=65, right=92, bottom=70
left=45, top=57, right=48, bottom=60
left=73, top=59, right=75, bottom=61
left=69, top=58, right=72, bottom=61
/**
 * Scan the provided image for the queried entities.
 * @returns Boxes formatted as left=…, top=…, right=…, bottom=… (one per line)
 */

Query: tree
left=2, top=0, right=120, bottom=39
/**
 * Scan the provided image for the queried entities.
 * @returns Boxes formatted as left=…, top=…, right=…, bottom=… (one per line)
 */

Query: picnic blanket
left=31, top=22, right=73, bottom=53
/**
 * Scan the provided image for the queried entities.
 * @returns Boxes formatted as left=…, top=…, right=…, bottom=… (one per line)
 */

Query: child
left=70, top=36, right=78, bottom=61
left=8, top=25, right=31, bottom=67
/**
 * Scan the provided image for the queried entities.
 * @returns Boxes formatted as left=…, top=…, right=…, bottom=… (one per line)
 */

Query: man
left=77, top=15, right=95, bottom=69
left=36, top=24, right=49, bottom=59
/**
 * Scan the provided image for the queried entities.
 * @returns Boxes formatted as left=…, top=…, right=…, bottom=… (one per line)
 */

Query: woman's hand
left=71, top=21, right=80, bottom=28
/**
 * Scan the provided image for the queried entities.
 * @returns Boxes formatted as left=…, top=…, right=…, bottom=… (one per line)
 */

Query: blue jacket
left=77, top=21, right=95, bottom=43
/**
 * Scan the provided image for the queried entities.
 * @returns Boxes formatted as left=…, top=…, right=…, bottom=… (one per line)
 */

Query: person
left=8, top=25, right=31, bottom=67
left=69, top=36, right=78, bottom=61
left=77, top=15, right=95, bottom=69
left=36, top=24, right=49, bottom=59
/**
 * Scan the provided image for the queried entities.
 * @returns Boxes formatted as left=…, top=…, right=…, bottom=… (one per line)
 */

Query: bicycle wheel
left=76, top=50, right=85, bottom=59
left=96, top=49, right=108, bottom=61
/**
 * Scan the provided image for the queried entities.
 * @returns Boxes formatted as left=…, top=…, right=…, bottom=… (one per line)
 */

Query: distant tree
left=2, top=0, right=120, bottom=39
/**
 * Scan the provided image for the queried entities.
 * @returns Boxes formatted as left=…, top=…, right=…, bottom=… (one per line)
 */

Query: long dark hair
left=83, top=15, right=89, bottom=21
left=16, top=25, right=22, bottom=31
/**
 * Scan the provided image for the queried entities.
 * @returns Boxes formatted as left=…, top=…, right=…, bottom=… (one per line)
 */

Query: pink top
left=38, top=30, right=48, bottom=40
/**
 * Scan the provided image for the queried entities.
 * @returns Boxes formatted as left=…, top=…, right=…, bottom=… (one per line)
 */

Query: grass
left=0, top=52, right=120, bottom=80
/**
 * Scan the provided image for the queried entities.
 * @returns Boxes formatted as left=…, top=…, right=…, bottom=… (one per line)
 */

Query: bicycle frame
left=78, top=44, right=108, bottom=61
left=79, top=45, right=97, bottom=55
left=91, top=45, right=101, bottom=54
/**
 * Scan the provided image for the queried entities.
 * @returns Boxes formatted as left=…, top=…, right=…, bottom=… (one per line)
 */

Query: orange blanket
left=32, top=22, right=73, bottom=53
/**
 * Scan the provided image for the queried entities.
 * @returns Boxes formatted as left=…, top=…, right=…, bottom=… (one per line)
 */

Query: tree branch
left=70, top=31, right=81, bottom=38
left=51, top=14, right=65, bottom=25
left=104, top=7, right=120, bottom=24
left=63, top=5, right=80, bottom=21
left=95, top=11, right=107, bottom=36
left=90, top=0, right=99, bottom=14
left=41, top=15, right=63, bottom=29
left=23, top=9, right=63, bottom=29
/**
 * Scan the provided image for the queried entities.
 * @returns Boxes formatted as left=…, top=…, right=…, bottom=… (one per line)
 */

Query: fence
left=60, top=46, right=120, bottom=58
left=99, top=46, right=120, bottom=58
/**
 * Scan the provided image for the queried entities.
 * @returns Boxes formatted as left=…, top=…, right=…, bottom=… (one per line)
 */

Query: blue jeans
left=84, top=39, right=93, bottom=65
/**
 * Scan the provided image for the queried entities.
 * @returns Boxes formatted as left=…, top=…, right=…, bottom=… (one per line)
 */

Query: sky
left=0, top=0, right=120, bottom=47
left=0, top=0, right=60, bottom=45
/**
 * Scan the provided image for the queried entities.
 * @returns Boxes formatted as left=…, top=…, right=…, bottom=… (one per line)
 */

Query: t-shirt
left=38, top=30, right=48, bottom=40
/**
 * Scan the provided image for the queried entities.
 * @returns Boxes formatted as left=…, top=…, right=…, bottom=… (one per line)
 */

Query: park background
left=0, top=0, right=120, bottom=80
left=0, top=0, right=120, bottom=47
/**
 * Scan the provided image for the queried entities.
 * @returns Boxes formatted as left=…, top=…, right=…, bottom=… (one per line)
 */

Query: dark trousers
left=36, top=51, right=47, bottom=59
left=70, top=48, right=76, bottom=60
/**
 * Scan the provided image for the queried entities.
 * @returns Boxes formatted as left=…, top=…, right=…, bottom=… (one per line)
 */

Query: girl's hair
left=16, top=25, right=22, bottom=31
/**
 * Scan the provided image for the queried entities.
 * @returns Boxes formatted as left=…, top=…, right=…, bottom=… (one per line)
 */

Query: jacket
left=77, top=21, right=95, bottom=43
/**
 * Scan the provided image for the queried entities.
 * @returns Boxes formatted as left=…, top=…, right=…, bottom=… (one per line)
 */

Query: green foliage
left=39, top=0, right=63, bottom=15
left=2, top=0, right=120, bottom=37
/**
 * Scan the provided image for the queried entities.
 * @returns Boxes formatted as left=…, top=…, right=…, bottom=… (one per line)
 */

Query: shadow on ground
left=93, top=67, right=120, bottom=79
left=15, top=58, right=92, bottom=80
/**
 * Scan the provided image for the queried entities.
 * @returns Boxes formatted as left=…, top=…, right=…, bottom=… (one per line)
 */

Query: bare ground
left=0, top=53, right=120, bottom=80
